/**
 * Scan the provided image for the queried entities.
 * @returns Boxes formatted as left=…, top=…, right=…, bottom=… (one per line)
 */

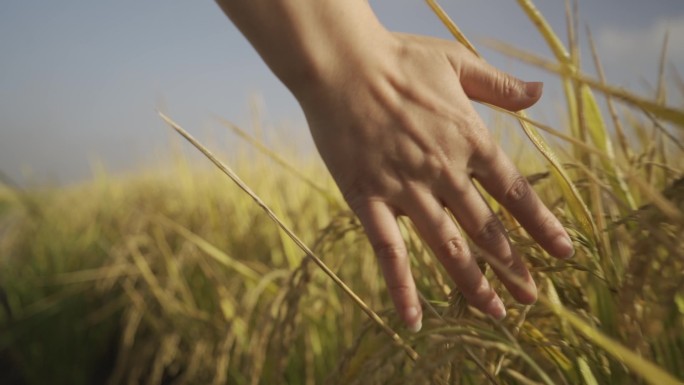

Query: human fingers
left=457, top=52, right=543, bottom=112
left=472, top=145, right=575, bottom=259
left=440, top=179, right=537, bottom=305
left=351, top=199, right=422, bottom=332
left=401, top=192, right=506, bottom=320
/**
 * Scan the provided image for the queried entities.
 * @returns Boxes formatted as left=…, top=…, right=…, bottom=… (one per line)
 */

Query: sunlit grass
left=1, top=1, right=683, bottom=384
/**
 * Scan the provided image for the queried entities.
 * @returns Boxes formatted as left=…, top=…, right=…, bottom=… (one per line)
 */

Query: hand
left=295, top=33, right=574, bottom=332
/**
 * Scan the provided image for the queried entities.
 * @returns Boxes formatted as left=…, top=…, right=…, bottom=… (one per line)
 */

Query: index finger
left=473, top=145, right=575, bottom=259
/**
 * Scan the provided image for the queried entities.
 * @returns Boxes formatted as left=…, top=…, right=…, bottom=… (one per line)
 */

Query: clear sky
left=1, top=0, right=683, bottom=185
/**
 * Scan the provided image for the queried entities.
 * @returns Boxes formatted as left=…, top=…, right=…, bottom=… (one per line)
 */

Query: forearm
left=215, top=0, right=393, bottom=96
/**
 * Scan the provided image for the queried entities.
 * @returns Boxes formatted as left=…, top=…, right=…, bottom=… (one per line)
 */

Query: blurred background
left=2, top=2, right=684, bottom=384
left=1, top=0, right=683, bottom=185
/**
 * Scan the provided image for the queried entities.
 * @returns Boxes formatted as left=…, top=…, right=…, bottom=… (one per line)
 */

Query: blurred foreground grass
left=1, top=1, right=684, bottom=384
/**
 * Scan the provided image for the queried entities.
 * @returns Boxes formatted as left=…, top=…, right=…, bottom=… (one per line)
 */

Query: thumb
left=459, top=57, right=543, bottom=111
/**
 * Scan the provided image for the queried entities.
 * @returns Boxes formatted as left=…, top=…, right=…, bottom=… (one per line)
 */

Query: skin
left=216, top=0, right=574, bottom=332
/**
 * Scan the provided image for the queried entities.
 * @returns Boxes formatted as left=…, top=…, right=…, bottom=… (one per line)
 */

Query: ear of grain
left=581, top=85, right=637, bottom=212
left=542, top=296, right=684, bottom=385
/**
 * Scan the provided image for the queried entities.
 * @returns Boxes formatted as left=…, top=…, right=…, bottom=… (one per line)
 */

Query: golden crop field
left=1, top=1, right=683, bottom=384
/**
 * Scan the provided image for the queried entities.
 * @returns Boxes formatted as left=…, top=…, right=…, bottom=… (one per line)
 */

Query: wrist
left=217, top=0, right=396, bottom=103
left=287, top=27, right=399, bottom=104
left=273, top=4, right=396, bottom=101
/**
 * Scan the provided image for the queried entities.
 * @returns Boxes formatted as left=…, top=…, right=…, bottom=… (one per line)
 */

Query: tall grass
left=1, top=1, right=683, bottom=384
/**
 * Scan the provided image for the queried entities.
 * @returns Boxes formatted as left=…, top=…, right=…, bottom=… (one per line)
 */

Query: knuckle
left=473, top=137, right=495, bottom=156
left=469, top=135, right=497, bottom=163
left=509, top=261, right=529, bottom=277
left=499, top=74, right=522, bottom=98
left=386, top=282, right=413, bottom=297
left=374, top=243, right=408, bottom=263
left=341, top=184, right=368, bottom=213
left=436, top=237, right=470, bottom=266
left=462, top=279, right=495, bottom=304
left=456, top=113, right=480, bottom=138
left=532, top=212, right=564, bottom=239
left=450, top=179, right=470, bottom=196
left=504, top=175, right=531, bottom=204
left=461, top=112, right=481, bottom=130
left=498, top=254, right=519, bottom=273
left=474, top=215, right=506, bottom=245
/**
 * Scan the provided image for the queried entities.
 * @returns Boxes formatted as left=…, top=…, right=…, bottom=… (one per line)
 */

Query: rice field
left=1, top=1, right=683, bottom=384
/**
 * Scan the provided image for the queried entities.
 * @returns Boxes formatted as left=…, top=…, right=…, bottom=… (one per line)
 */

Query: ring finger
left=401, top=191, right=506, bottom=319
left=440, top=180, right=537, bottom=304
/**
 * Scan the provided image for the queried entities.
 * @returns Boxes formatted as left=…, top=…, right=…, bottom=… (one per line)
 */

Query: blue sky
left=1, top=0, right=683, bottom=185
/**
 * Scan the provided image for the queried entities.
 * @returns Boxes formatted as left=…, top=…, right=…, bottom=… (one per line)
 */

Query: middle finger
left=401, top=191, right=506, bottom=319
left=440, top=180, right=537, bottom=304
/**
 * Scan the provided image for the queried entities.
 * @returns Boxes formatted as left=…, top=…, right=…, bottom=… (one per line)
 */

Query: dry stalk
left=158, top=112, right=419, bottom=362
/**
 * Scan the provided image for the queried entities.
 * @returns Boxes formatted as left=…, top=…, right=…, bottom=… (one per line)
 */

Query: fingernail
left=555, top=236, right=575, bottom=259
left=408, top=319, right=422, bottom=333
left=487, top=297, right=507, bottom=320
left=520, top=284, right=538, bottom=305
left=525, top=81, right=543, bottom=98
left=406, top=306, right=422, bottom=333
